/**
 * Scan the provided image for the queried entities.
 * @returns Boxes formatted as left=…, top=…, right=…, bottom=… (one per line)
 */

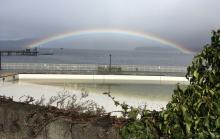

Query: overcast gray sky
left=0, top=0, right=220, bottom=50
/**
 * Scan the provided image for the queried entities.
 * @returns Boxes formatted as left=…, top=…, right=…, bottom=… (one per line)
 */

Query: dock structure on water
left=0, top=49, right=38, bottom=70
left=0, top=49, right=38, bottom=56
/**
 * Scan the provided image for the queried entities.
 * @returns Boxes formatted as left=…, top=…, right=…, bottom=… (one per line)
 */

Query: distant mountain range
left=135, top=46, right=166, bottom=50
left=135, top=46, right=181, bottom=52
left=0, top=39, right=200, bottom=53
left=0, top=39, right=35, bottom=50
left=135, top=46, right=199, bottom=53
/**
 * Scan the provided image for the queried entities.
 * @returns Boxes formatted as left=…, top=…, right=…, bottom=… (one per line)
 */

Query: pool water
left=0, top=80, right=182, bottom=112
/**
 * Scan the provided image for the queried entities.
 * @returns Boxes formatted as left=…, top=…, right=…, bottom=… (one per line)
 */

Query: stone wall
left=0, top=102, right=121, bottom=139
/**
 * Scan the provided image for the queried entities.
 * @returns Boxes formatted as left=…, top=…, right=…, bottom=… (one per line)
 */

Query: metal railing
left=1, top=63, right=187, bottom=75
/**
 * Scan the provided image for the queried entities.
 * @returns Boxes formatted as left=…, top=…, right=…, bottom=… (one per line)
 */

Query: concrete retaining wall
left=18, top=74, right=189, bottom=84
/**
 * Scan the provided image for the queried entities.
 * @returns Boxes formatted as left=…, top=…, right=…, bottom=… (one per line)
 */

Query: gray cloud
left=0, top=0, right=220, bottom=50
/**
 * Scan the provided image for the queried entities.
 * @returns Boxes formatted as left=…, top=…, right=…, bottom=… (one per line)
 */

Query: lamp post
left=109, top=54, right=112, bottom=72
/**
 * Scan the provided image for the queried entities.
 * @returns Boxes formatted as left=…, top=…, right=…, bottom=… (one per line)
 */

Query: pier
left=0, top=49, right=38, bottom=56
left=0, top=49, right=38, bottom=70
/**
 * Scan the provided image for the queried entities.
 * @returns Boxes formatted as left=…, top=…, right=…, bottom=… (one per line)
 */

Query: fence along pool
left=1, top=63, right=187, bottom=75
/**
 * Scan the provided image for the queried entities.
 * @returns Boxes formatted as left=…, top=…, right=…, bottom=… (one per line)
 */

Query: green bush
left=110, top=30, right=220, bottom=139
left=162, top=30, right=220, bottom=138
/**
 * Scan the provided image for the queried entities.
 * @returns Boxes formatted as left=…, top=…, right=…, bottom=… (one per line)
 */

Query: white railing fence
left=1, top=63, right=187, bottom=73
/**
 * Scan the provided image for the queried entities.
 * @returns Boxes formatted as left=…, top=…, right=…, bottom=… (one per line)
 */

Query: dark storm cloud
left=0, top=0, right=220, bottom=50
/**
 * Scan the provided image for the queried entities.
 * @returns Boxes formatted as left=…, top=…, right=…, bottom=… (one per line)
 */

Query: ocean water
left=1, top=48, right=194, bottom=66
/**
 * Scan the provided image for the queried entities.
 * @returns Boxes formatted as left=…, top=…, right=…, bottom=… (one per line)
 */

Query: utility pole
left=109, top=54, right=112, bottom=72
left=0, top=51, right=1, bottom=70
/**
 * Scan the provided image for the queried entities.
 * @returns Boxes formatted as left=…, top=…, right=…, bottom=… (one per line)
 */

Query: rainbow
left=27, top=29, right=193, bottom=54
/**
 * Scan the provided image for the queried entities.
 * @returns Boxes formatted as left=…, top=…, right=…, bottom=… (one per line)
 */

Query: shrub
left=110, top=30, right=220, bottom=139
left=161, top=30, right=220, bottom=138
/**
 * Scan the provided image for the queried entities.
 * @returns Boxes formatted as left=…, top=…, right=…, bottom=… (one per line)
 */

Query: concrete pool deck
left=18, top=74, right=189, bottom=84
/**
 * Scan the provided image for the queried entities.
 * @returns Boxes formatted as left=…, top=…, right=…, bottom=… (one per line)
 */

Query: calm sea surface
left=1, top=48, right=194, bottom=66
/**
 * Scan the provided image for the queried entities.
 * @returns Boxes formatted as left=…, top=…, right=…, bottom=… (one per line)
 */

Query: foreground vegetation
left=115, top=30, right=220, bottom=138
